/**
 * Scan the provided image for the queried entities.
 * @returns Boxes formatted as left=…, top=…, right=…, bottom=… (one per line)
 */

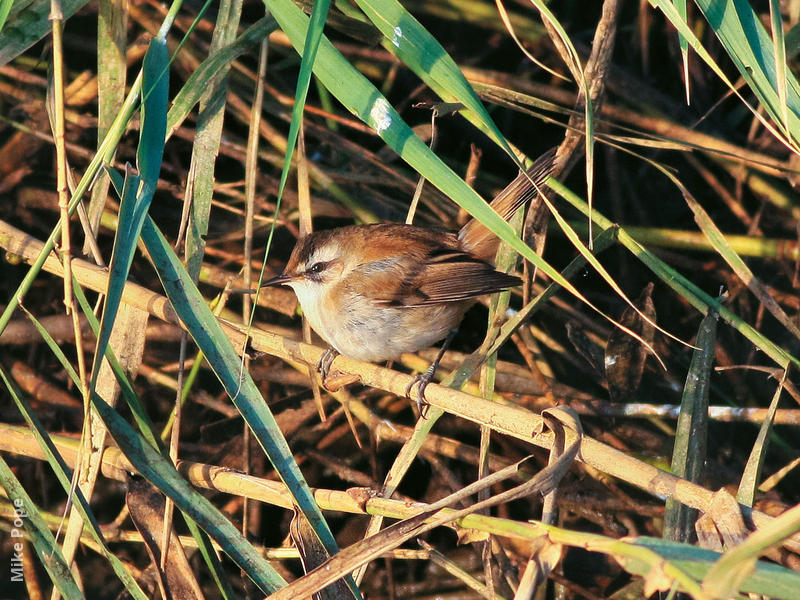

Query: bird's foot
left=404, top=330, right=456, bottom=419
left=405, top=363, right=437, bottom=419
left=315, top=348, right=360, bottom=391
left=316, top=347, right=339, bottom=382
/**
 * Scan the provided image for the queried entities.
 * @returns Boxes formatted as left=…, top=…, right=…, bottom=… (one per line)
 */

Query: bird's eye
left=308, top=262, right=326, bottom=274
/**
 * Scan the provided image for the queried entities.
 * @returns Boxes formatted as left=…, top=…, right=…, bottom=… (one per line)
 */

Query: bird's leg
left=405, top=329, right=458, bottom=418
left=317, top=347, right=339, bottom=383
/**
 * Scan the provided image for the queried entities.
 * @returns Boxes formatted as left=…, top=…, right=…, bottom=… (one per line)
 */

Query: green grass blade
left=548, top=176, right=798, bottom=370
left=184, top=0, right=243, bottom=281
left=664, top=308, right=717, bottom=544
left=674, top=0, right=690, bottom=102
left=104, top=164, right=125, bottom=196
left=21, top=282, right=161, bottom=452
left=282, top=0, right=333, bottom=202
left=92, top=38, right=168, bottom=389
left=72, top=284, right=235, bottom=599
left=0, top=0, right=90, bottom=66
left=71, top=280, right=162, bottom=449
left=167, top=16, right=277, bottom=135
left=18, top=306, right=81, bottom=386
left=140, top=215, right=342, bottom=564
left=697, top=0, right=799, bottom=144
left=632, top=537, right=800, bottom=599
left=88, top=390, right=287, bottom=594
left=28, top=286, right=239, bottom=596
left=652, top=0, right=800, bottom=148
left=0, top=0, right=186, bottom=343
left=702, top=502, right=800, bottom=597
left=255, top=0, right=334, bottom=296
left=85, top=0, right=128, bottom=255
left=768, top=0, right=789, bottom=134
left=245, top=2, right=359, bottom=583
left=0, top=0, right=15, bottom=34
left=0, top=456, right=84, bottom=599
left=786, top=18, right=800, bottom=59
left=94, top=167, right=139, bottom=376
left=528, top=0, right=596, bottom=242
left=352, top=0, right=518, bottom=163
left=180, top=511, right=239, bottom=600
left=0, top=364, right=148, bottom=600
left=136, top=38, right=169, bottom=191
left=252, top=0, right=340, bottom=310
left=657, top=157, right=800, bottom=341
left=737, top=372, right=787, bottom=507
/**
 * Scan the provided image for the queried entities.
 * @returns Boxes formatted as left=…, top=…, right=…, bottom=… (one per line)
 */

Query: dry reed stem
left=1, top=218, right=796, bottom=553
left=0, top=423, right=539, bottom=538
left=0, top=499, right=431, bottom=560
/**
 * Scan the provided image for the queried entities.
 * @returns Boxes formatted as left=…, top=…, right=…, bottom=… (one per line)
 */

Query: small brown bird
left=264, top=148, right=556, bottom=408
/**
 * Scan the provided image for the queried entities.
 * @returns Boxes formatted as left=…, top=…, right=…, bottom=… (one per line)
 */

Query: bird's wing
left=352, top=247, right=520, bottom=308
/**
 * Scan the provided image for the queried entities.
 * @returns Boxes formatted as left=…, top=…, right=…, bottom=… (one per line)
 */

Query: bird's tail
left=458, top=147, right=557, bottom=262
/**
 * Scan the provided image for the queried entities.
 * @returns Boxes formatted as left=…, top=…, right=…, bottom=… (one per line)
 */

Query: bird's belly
left=327, top=302, right=467, bottom=362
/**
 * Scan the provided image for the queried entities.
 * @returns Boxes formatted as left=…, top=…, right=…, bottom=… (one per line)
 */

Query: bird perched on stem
left=263, top=148, right=556, bottom=414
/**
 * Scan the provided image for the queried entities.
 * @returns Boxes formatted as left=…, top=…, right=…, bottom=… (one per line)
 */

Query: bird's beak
left=261, top=272, right=293, bottom=287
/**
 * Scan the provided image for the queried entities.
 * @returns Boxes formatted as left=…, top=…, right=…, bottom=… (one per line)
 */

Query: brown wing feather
left=333, top=224, right=520, bottom=307
left=345, top=255, right=431, bottom=307
left=412, top=259, right=520, bottom=306
left=355, top=248, right=520, bottom=308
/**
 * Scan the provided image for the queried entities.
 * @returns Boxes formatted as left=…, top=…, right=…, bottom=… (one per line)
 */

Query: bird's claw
left=316, top=347, right=339, bottom=383
left=405, top=364, right=436, bottom=419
